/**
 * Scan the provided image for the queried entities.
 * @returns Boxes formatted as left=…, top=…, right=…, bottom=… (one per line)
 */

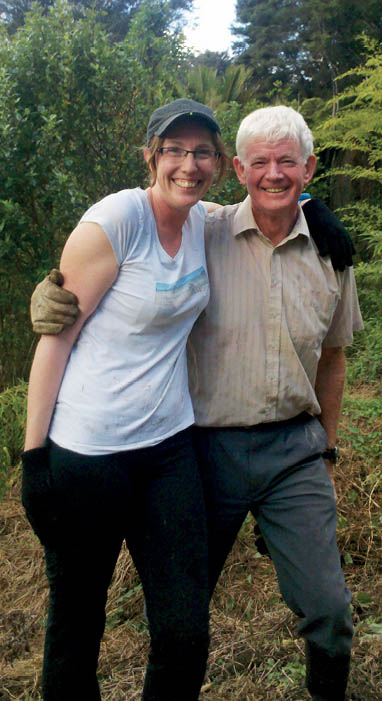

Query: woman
left=22, top=98, right=228, bottom=701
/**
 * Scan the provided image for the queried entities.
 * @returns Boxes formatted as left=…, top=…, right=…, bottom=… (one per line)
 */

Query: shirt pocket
left=285, top=270, right=340, bottom=348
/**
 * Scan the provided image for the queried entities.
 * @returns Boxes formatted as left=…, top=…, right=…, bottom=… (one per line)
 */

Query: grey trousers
left=194, top=413, right=353, bottom=699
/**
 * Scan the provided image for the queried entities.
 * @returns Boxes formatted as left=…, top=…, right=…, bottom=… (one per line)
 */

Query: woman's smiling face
left=149, top=118, right=218, bottom=214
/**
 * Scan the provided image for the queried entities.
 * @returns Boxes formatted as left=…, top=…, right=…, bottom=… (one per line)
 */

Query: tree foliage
left=233, top=0, right=382, bottom=101
left=1, top=0, right=381, bottom=392
left=191, top=50, right=232, bottom=76
left=178, top=64, right=254, bottom=110
left=310, top=38, right=382, bottom=260
left=0, top=0, right=193, bottom=39
left=0, top=0, right=188, bottom=388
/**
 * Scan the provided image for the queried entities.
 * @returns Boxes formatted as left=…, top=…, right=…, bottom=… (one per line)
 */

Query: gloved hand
left=253, top=522, right=271, bottom=558
left=302, top=198, right=356, bottom=271
left=21, top=446, right=58, bottom=546
left=31, top=268, right=80, bottom=334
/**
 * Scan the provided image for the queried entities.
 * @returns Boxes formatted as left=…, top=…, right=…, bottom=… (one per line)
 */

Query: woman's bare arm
left=24, top=222, right=119, bottom=450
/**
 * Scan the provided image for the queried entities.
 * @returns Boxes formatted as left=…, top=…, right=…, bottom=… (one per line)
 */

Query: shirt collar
left=232, top=195, right=311, bottom=245
left=232, top=196, right=257, bottom=237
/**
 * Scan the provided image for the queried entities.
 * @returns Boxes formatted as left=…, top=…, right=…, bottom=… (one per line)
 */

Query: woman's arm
left=24, top=222, right=119, bottom=450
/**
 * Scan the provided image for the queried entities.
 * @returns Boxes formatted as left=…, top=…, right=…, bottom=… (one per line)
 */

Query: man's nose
left=266, top=160, right=282, bottom=178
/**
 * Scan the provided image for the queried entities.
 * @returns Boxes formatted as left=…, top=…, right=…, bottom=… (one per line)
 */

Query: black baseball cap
left=146, top=98, right=220, bottom=144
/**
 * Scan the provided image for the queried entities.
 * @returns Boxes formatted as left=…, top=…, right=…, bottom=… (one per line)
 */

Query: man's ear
left=304, top=154, right=317, bottom=186
left=233, top=156, right=247, bottom=186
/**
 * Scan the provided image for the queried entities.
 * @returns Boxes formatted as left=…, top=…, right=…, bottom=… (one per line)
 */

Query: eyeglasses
left=157, top=147, right=221, bottom=163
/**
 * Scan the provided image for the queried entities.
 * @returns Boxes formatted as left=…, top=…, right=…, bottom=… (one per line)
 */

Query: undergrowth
left=1, top=381, right=381, bottom=699
left=0, top=382, right=27, bottom=500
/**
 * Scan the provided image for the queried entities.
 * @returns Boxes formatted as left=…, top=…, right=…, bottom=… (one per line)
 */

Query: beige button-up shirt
left=187, top=196, right=363, bottom=427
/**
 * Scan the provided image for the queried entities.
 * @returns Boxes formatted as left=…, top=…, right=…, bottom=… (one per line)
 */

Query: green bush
left=0, top=0, right=188, bottom=389
left=346, top=321, right=382, bottom=388
left=346, top=260, right=382, bottom=387
left=311, top=39, right=382, bottom=259
left=0, top=382, right=27, bottom=499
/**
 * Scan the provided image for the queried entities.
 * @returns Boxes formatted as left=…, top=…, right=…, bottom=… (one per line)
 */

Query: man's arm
left=31, top=269, right=79, bottom=334
left=29, top=202, right=355, bottom=335
left=315, top=346, right=346, bottom=486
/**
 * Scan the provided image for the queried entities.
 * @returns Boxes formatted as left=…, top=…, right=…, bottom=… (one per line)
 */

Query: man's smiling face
left=233, top=138, right=316, bottom=221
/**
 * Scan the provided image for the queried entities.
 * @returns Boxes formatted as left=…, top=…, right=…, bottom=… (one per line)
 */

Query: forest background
left=1, top=0, right=382, bottom=698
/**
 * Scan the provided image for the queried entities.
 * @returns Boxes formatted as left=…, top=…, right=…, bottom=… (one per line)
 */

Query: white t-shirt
left=49, top=188, right=209, bottom=454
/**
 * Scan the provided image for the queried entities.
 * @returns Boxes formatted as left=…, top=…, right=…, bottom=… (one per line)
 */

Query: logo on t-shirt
left=155, top=267, right=208, bottom=309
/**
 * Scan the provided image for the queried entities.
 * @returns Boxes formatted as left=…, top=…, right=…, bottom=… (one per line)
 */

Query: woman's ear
left=143, top=147, right=151, bottom=166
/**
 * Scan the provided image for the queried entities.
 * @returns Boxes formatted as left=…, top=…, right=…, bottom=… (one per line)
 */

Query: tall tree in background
left=233, top=0, right=382, bottom=101
left=312, top=38, right=382, bottom=384
left=0, top=0, right=193, bottom=39
left=313, top=37, right=382, bottom=250
left=192, top=50, right=232, bottom=76
left=178, top=64, right=253, bottom=109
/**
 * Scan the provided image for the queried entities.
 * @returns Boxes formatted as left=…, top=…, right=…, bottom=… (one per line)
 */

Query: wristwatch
left=322, top=446, right=339, bottom=464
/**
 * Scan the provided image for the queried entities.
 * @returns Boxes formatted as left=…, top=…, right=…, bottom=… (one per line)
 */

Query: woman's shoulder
left=81, top=188, right=148, bottom=224
left=187, top=200, right=208, bottom=225
left=80, top=188, right=152, bottom=265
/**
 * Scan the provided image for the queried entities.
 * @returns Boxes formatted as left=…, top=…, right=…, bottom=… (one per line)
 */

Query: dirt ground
left=1, top=397, right=382, bottom=699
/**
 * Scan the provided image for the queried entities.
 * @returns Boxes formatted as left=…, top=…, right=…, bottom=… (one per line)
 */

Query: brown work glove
left=31, top=268, right=80, bottom=334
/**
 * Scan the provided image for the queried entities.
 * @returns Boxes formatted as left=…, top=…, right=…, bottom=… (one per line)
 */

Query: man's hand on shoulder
left=202, top=201, right=223, bottom=213
left=31, top=269, right=80, bottom=335
left=302, top=198, right=356, bottom=271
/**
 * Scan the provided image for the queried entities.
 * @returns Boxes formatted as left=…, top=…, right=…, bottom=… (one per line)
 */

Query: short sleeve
left=79, top=188, right=145, bottom=265
left=323, top=267, right=364, bottom=348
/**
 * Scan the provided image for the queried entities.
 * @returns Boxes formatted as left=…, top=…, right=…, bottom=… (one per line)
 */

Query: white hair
left=236, top=106, right=314, bottom=163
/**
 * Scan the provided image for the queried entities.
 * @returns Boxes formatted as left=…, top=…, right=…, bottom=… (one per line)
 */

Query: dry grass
left=1, top=389, right=382, bottom=700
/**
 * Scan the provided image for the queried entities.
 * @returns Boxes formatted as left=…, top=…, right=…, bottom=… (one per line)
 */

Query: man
left=30, top=106, right=362, bottom=700
left=188, top=106, right=363, bottom=701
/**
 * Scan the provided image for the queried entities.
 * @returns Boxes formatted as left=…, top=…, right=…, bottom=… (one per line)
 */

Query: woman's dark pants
left=22, top=428, right=209, bottom=700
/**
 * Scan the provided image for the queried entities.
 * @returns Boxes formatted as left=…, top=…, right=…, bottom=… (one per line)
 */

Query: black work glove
left=253, top=523, right=271, bottom=559
left=21, top=446, right=58, bottom=546
left=302, top=198, right=356, bottom=271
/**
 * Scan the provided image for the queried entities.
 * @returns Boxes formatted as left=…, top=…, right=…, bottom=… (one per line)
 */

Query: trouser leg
left=43, top=540, right=121, bottom=700
left=193, top=427, right=251, bottom=597
left=252, top=418, right=353, bottom=699
left=258, top=462, right=352, bottom=700
left=123, top=429, right=210, bottom=701
left=42, top=444, right=123, bottom=700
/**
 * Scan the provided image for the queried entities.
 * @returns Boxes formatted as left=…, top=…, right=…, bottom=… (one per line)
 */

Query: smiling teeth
left=174, top=180, right=198, bottom=189
left=265, top=188, right=285, bottom=193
